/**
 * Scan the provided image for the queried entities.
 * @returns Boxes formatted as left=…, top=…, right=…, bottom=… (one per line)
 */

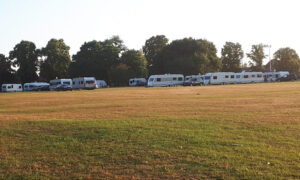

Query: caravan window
left=231, top=75, right=235, bottom=78
left=63, top=82, right=70, bottom=85
left=173, top=77, right=177, bottom=81
left=236, top=75, right=240, bottom=78
left=244, top=75, right=249, bottom=78
left=205, top=76, right=210, bottom=80
left=149, top=78, right=154, bottom=82
left=156, top=78, right=161, bottom=82
left=276, top=74, right=279, bottom=78
left=86, top=80, right=95, bottom=84
left=178, top=77, right=183, bottom=81
left=252, top=75, right=255, bottom=78
left=213, top=76, right=217, bottom=80
left=19, top=86, right=22, bottom=89
left=225, top=75, right=229, bottom=78
left=257, top=74, right=262, bottom=78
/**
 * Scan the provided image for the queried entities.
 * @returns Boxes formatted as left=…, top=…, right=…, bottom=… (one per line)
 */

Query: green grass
left=0, top=83, right=300, bottom=179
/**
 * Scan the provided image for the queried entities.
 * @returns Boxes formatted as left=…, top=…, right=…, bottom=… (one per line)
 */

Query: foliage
left=69, top=36, right=126, bottom=84
left=39, top=39, right=71, bottom=81
left=0, top=54, right=15, bottom=85
left=273, top=47, right=300, bottom=74
left=247, top=44, right=266, bottom=72
left=143, top=35, right=168, bottom=74
left=110, top=50, right=148, bottom=86
left=221, top=42, right=243, bottom=72
left=156, top=38, right=221, bottom=75
left=9, top=41, right=38, bottom=83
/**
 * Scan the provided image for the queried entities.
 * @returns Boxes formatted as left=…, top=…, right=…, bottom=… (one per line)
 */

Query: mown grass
left=0, top=82, right=300, bottom=179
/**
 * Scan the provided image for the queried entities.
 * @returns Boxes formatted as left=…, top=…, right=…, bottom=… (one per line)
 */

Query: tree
left=156, top=38, right=221, bottom=75
left=110, top=50, right=148, bottom=86
left=39, top=39, right=71, bottom=81
left=0, top=54, right=15, bottom=85
left=247, top=44, right=266, bottom=72
left=9, top=41, right=38, bottom=83
left=69, top=36, right=126, bottom=83
left=143, top=35, right=168, bottom=74
left=221, top=42, right=243, bottom=72
left=273, top=47, right=300, bottom=74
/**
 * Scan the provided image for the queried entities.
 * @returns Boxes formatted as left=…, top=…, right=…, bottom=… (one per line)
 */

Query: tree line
left=1, top=35, right=300, bottom=86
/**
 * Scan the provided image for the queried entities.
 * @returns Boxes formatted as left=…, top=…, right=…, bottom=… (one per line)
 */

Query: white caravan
left=235, top=72, right=264, bottom=84
left=72, top=77, right=96, bottom=90
left=49, top=79, right=72, bottom=91
left=96, top=80, right=108, bottom=88
left=203, top=72, right=236, bottom=85
left=147, top=74, right=184, bottom=87
left=1, top=84, right=23, bottom=92
left=129, top=78, right=147, bottom=86
left=24, top=82, right=50, bottom=91
left=184, top=74, right=204, bottom=86
left=264, top=71, right=289, bottom=82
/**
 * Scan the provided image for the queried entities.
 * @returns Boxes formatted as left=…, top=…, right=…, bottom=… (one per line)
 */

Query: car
left=277, top=74, right=297, bottom=82
left=32, top=85, right=50, bottom=91
left=54, top=84, right=72, bottom=91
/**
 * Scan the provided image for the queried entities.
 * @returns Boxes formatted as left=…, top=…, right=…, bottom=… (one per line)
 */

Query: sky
left=1, top=0, right=300, bottom=64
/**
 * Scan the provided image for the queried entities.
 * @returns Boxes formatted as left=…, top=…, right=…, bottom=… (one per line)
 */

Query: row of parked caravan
left=1, top=77, right=108, bottom=92
left=129, top=71, right=295, bottom=87
left=1, top=71, right=296, bottom=92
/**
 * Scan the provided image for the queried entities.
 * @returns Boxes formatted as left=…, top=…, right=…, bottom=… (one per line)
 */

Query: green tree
left=221, top=42, right=243, bottom=72
left=247, top=44, right=266, bottom=72
left=273, top=47, right=300, bottom=74
left=9, top=41, right=38, bottom=83
left=143, top=35, right=168, bottom=74
left=39, top=39, right=71, bottom=81
left=69, top=36, right=126, bottom=83
left=156, top=38, right=221, bottom=75
left=110, top=50, right=148, bottom=86
left=0, top=54, right=15, bottom=85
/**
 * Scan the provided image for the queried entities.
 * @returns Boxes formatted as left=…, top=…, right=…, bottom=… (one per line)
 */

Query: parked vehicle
left=264, top=71, right=289, bottom=82
left=235, top=71, right=264, bottom=84
left=96, top=80, right=108, bottom=88
left=147, top=74, right=184, bottom=87
left=203, top=72, right=236, bottom=85
left=1, top=84, right=23, bottom=92
left=184, top=74, right=204, bottom=86
left=54, top=84, right=72, bottom=91
left=277, top=74, right=297, bottom=82
left=72, top=77, right=96, bottom=90
left=24, top=82, right=50, bottom=91
left=129, top=78, right=147, bottom=86
left=50, top=79, right=72, bottom=91
left=203, top=71, right=264, bottom=85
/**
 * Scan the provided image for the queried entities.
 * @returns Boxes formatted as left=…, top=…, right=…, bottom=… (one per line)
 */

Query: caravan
left=129, top=78, right=147, bottom=86
left=49, top=79, right=72, bottom=91
left=235, top=72, right=264, bottom=84
left=96, top=80, right=108, bottom=88
left=1, top=84, right=23, bottom=92
left=147, top=74, right=184, bottom=87
left=203, top=72, right=236, bottom=85
left=72, top=77, right=97, bottom=90
left=24, top=82, right=50, bottom=91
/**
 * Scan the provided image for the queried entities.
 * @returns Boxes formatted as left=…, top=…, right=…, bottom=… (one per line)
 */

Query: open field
left=0, top=82, right=300, bottom=179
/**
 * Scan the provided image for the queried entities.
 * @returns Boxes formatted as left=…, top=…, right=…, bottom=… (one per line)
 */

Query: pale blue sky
left=1, top=0, right=300, bottom=64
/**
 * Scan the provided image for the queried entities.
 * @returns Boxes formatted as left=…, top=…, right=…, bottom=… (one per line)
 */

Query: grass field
left=0, top=82, right=300, bottom=179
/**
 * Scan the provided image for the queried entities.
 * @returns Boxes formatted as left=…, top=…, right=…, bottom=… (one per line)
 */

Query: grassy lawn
left=0, top=82, right=300, bottom=179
